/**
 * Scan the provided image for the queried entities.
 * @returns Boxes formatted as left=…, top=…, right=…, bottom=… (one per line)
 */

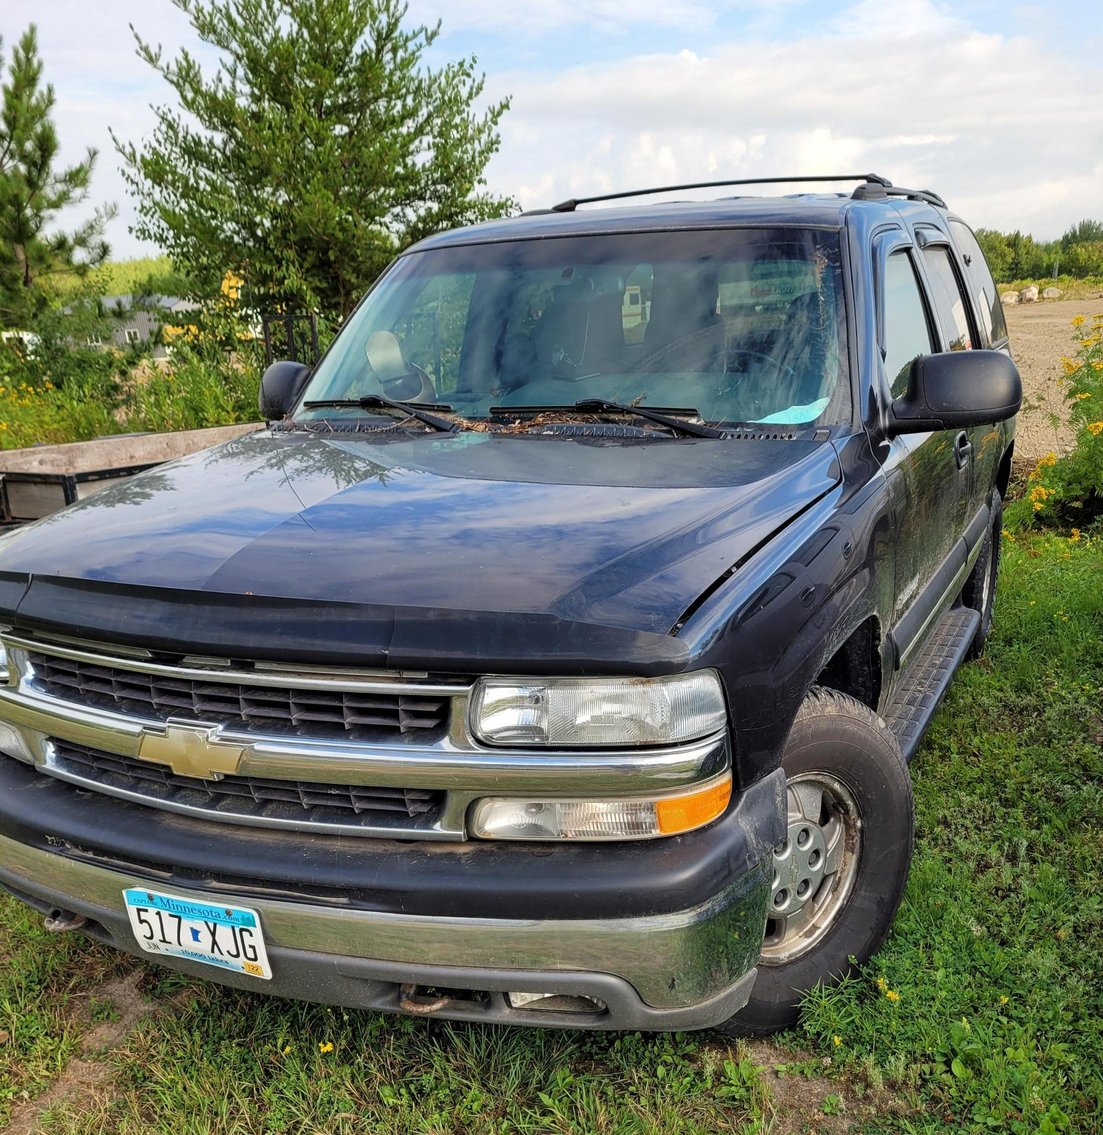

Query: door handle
left=954, top=431, right=972, bottom=470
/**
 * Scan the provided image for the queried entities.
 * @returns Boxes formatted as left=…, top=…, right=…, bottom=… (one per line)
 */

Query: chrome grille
left=28, top=651, right=450, bottom=739
left=51, top=739, right=444, bottom=829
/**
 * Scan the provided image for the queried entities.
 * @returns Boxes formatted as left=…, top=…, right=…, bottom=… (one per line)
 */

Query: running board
left=881, top=607, right=980, bottom=762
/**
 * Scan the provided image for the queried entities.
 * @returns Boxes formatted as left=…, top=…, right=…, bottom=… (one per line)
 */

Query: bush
left=123, top=343, right=260, bottom=434
left=1018, top=313, right=1103, bottom=525
left=0, top=338, right=260, bottom=450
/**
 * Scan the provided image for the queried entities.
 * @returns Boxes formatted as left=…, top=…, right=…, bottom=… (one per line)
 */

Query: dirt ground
left=1004, top=295, right=1103, bottom=466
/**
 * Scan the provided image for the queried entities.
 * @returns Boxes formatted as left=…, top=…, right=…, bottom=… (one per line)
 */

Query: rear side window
left=949, top=221, right=1009, bottom=347
left=883, top=251, right=934, bottom=397
left=921, top=245, right=974, bottom=351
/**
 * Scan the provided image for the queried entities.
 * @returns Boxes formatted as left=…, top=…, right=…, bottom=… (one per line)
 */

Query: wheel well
left=815, top=617, right=882, bottom=710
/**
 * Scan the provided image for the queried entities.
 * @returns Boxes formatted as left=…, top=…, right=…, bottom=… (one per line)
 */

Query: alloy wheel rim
left=760, top=771, right=862, bottom=965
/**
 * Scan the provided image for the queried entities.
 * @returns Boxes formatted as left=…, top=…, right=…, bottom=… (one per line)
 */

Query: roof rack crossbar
left=549, top=173, right=893, bottom=213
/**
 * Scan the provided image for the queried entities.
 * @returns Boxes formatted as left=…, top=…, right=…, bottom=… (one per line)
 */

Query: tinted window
left=883, top=251, right=934, bottom=398
left=922, top=244, right=973, bottom=351
left=949, top=221, right=1009, bottom=347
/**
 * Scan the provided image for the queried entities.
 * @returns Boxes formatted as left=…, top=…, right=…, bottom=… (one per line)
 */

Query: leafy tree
left=1060, top=218, right=1103, bottom=251
left=975, top=229, right=1058, bottom=283
left=974, top=229, right=1013, bottom=283
left=0, top=26, right=114, bottom=328
left=116, top=0, right=512, bottom=319
left=1061, top=241, right=1103, bottom=278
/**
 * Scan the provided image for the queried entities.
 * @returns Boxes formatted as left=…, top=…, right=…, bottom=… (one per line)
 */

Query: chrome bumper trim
left=0, top=832, right=769, bottom=1010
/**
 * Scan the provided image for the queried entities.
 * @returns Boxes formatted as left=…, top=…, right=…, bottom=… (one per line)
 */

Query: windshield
left=299, top=227, right=848, bottom=428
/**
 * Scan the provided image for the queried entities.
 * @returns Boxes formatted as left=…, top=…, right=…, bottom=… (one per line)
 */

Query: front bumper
left=0, top=758, right=784, bottom=1030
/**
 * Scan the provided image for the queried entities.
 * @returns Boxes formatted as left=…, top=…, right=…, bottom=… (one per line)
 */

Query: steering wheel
left=717, top=352, right=804, bottom=418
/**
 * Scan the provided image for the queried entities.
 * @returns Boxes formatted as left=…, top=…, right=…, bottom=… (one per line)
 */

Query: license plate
left=123, top=888, right=272, bottom=980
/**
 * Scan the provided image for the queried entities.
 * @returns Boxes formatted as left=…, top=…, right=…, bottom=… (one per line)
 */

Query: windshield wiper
left=302, top=396, right=460, bottom=433
left=489, top=399, right=725, bottom=439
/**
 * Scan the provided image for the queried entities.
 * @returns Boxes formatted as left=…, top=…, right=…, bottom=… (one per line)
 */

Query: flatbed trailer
left=0, top=423, right=261, bottom=524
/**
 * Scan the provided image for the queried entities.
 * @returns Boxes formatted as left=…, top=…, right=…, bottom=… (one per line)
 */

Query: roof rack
left=850, top=181, right=947, bottom=209
left=538, top=173, right=948, bottom=214
left=545, top=173, right=893, bottom=213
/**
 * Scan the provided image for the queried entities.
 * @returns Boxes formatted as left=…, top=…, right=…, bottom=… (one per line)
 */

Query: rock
left=1042, top=287, right=1062, bottom=299
left=1001, top=291, right=1020, bottom=305
left=1019, top=285, right=1040, bottom=303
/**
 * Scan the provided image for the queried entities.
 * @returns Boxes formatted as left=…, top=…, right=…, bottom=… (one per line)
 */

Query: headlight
left=471, top=773, right=732, bottom=840
left=469, top=671, right=727, bottom=747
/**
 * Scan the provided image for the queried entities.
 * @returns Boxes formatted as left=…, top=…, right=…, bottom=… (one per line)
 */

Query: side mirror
left=890, top=350, right=1022, bottom=435
left=258, top=360, right=311, bottom=420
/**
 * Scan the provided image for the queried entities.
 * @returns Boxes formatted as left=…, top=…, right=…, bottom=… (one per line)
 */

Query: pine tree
left=0, top=25, right=113, bottom=328
left=115, top=0, right=512, bottom=319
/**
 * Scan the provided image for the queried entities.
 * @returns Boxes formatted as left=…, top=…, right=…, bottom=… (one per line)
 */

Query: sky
left=5, top=0, right=1102, bottom=261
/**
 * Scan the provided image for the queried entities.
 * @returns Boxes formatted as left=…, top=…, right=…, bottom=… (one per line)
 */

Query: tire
left=718, top=687, right=914, bottom=1036
left=962, top=489, right=1003, bottom=659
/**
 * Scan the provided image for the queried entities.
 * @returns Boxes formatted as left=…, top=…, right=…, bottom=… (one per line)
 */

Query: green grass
left=51, top=258, right=181, bottom=298
left=0, top=531, right=1100, bottom=1133
left=0, top=901, right=132, bottom=1125
left=1002, top=275, right=1103, bottom=299
left=802, top=531, right=1103, bottom=1133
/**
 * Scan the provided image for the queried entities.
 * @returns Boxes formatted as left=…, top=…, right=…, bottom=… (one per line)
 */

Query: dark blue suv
left=0, top=174, right=1019, bottom=1034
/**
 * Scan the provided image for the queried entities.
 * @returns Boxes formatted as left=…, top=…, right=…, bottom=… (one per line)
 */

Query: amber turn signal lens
left=655, top=775, right=732, bottom=835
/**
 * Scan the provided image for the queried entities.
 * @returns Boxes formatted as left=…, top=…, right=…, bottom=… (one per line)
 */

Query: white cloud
left=481, top=0, right=1103, bottom=238
left=5, top=0, right=1100, bottom=259
left=410, top=0, right=719, bottom=37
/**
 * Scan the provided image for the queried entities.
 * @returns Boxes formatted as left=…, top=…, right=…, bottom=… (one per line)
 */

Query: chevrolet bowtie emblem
left=137, top=720, right=246, bottom=780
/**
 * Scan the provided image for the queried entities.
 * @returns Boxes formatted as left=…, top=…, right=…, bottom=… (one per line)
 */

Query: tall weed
left=0, top=340, right=260, bottom=450
left=1015, top=313, right=1103, bottom=526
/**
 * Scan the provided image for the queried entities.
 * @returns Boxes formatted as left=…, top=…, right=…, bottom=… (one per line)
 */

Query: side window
left=921, top=245, right=974, bottom=351
left=883, top=250, right=935, bottom=398
left=949, top=221, right=1009, bottom=347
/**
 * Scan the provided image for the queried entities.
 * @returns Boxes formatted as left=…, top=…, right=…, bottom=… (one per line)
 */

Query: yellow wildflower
left=318, top=1041, right=334, bottom=1054
left=1074, top=392, right=1091, bottom=401
left=1087, top=421, right=1103, bottom=437
left=999, top=995, right=1009, bottom=1006
left=833, top=1035, right=842, bottom=1047
left=1070, top=528, right=1081, bottom=542
left=282, top=1044, right=292, bottom=1055
left=1028, top=485, right=1052, bottom=503
left=1061, top=357, right=1079, bottom=376
left=885, top=989, right=900, bottom=1002
left=875, top=976, right=887, bottom=991
left=1072, top=314, right=1086, bottom=328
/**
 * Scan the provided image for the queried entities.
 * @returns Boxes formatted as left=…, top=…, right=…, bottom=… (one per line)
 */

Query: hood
left=0, top=429, right=840, bottom=665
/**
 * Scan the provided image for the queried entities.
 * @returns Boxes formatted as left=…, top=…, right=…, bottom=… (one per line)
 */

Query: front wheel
left=719, top=687, right=913, bottom=1035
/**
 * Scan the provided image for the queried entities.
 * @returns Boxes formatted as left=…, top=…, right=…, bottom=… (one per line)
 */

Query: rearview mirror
left=258, top=360, right=311, bottom=421
left=889, top=350, right=1022, bottom=435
